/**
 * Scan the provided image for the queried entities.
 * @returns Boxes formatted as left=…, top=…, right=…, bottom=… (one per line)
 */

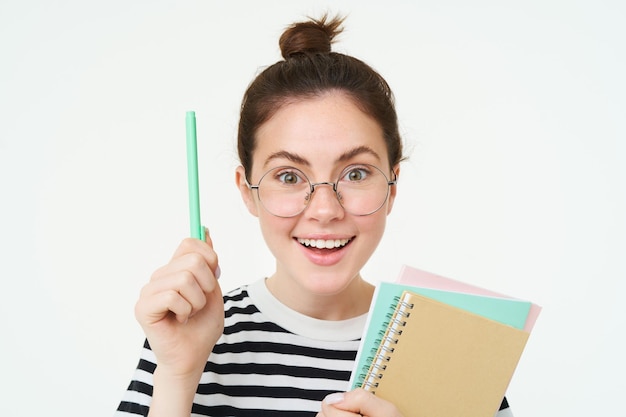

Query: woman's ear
left=386, top=165, right=400, bottom=215
left=235, top=166, right=259, bottom=217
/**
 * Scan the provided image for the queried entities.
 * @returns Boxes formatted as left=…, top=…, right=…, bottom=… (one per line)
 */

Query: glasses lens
left=336, top=165, right=391, bottom=216
left=257, top=167, right=310, bottom=217
left=254, top=164, right=393, bottom=217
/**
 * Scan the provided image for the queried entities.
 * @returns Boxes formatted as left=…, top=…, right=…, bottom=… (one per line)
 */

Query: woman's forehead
left=253, top=93, right=388, bottom=168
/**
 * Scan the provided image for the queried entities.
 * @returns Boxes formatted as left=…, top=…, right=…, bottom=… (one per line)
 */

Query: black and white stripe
left=117, top=285, right=360, bottom=416
left=116, top=280, right=513, bottom=416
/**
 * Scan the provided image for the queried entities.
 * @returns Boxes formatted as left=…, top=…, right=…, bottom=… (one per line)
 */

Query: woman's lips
left=296, top=237, right=351, bottom=249
left=295, top=237, right=354, bottom=266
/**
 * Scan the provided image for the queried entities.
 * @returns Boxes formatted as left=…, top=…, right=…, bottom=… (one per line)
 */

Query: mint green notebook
left=349, top=281, right=531, bottom=389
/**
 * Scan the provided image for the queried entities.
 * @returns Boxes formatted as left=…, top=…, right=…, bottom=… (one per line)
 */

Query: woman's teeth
left=297, top=238, right=351, bottom=249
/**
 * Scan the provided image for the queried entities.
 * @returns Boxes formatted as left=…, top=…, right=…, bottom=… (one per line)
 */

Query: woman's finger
left=150, top=252, right=217, bottom=294
left=320, top=389, right=403, bottom=417
left=170, top=237, right=220, bottom=277
left=136, top=287, right=194, bottom=325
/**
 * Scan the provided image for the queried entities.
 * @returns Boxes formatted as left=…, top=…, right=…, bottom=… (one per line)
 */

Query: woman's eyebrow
left=336, top=146, right=382, bottom=163
left=263, top=146, right=381, bottom=168
left=263, top=151, right=310, bottom=168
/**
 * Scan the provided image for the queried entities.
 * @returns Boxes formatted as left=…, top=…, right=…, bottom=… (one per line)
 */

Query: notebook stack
left=349, top=265, right=541, bottom=417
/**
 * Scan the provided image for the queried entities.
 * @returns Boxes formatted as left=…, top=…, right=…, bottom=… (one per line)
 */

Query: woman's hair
left=237, top=14, right=403, bottom=179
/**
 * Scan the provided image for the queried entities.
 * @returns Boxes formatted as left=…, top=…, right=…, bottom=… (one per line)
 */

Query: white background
left=1, top=1, right=624, bottom=416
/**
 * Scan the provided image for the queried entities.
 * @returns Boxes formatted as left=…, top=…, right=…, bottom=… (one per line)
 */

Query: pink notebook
left=395, top=264, right=541, bottom=332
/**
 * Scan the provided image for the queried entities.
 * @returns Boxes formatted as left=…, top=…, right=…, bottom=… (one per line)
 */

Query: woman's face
left=237, top=91, right=398, bottom=298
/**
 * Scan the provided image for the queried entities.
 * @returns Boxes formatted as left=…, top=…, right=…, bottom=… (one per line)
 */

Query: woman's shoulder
left=223, top=284, right=250, bottom=301
left=222, top=283, right=256, bottom=313
left=221, top=281, right=272, bottom=321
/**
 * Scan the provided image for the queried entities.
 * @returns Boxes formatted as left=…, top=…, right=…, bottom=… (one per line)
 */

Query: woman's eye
left=344, top=168, right=368, bottom=182
left=278, top=172, right=300, bottom=184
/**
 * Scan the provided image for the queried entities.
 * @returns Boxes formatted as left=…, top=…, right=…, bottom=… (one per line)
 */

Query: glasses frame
left=246, top=164, right=397, bottom=218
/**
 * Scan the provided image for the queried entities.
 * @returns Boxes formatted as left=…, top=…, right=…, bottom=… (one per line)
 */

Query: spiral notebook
left=361, top=290, right=530, bottom=417
left=348, top=280, right=532, bottom=390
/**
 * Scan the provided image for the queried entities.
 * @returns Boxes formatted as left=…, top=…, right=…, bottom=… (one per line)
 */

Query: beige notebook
left=363, top=290, right=530, bottom=417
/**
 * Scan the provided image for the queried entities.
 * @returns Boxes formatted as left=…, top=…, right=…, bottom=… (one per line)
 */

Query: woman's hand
left=317, top=389, right=403, bottom=417
left=134, top=231, right=224, bottom=380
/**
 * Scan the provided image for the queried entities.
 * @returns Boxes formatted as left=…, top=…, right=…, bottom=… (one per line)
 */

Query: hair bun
left=279, top=14, right=344, bottom=59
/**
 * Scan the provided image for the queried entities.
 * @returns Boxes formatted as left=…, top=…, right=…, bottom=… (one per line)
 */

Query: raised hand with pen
left=131, top=110, right=224, bottom=416
left=133, top=229, right=223, bottom=417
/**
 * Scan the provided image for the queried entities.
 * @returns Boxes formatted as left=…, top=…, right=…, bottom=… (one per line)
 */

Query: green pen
left=186, top=111, right=205, bottom=241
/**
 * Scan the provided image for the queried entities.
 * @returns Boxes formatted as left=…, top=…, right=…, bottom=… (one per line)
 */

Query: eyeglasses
left=246, top=164, right=397, bottom=217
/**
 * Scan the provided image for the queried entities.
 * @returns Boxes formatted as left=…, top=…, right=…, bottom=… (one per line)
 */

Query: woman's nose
left=304, top=182, right=345, bottom=221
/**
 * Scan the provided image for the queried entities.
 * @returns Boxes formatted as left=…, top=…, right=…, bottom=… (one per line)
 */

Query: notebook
left=362, top=290, right=530, bottom=417
left=348, top=281, right=532, bottom=390
left=395, top=265, right=541, bottom=332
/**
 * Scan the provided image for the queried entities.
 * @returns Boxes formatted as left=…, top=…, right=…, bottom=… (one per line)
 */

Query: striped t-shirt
left=116, top=278, right=513, bottom=416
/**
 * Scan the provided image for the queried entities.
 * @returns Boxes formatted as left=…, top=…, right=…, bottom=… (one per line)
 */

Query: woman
left=116, top=14, right=512, bottom=417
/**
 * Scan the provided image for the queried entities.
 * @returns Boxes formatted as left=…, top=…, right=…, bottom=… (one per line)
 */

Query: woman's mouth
left=296, top=237, right=352, bottom=249
left=295, top=237, right=354, bottom=266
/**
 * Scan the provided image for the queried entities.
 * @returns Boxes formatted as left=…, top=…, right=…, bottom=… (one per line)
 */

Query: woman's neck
left=264, top=273, right=375, bottom=321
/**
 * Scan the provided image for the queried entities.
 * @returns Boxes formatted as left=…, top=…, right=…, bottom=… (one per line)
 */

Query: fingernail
left=323, top=392, right=345, bottom=405
left=215, top=265, right=221, bottom=280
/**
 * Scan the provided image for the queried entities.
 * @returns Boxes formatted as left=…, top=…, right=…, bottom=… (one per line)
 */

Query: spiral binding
left=361, top=293, right=415, bottom=394
left=355, top=296, right=400, bottom=388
